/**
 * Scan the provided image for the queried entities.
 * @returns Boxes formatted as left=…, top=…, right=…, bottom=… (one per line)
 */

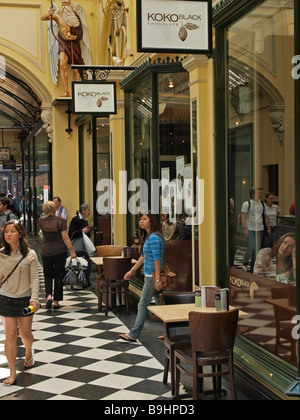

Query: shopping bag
left=82, top=232, right=96, bottom=256
left=63, top=259, right=89, bottom=288
left=71, top=236, right=86, bottom=253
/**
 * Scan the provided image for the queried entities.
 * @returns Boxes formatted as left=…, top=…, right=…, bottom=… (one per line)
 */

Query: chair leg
left=192, top=355, right=198, bottom=400
left=229, top=351, right=237, bottom=400
left=163, top=352, right=169, bottom=384
left=174, top=354, right=180, bottom=399
left=105, top=282, right=109, bottom=316
left=170, top=347, right=176, bottom=396
left=98, top=277, right=102, bottom=312
left=125, top=283, right=130, bottom=315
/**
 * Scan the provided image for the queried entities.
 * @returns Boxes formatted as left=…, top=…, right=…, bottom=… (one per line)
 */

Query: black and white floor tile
left=0, top=270, right=172, bottom=400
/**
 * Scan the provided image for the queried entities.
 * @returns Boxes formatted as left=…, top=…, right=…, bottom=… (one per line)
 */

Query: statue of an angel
left=42, top=0, right=91, bottom=97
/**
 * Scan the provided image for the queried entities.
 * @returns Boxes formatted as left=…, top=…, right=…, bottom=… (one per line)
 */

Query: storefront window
left=96, top=118, right=112, bottom=245
left=126, top=69, right=192, bottom=239
left=227, top=0, right=297, bottom=366
left=124, top=64, right=194, bottom=291
left=23, top=130, right=51, bottom=234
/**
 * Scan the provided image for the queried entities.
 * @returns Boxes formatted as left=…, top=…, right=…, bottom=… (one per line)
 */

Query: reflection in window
left=227, top=0, right=297, bottom=366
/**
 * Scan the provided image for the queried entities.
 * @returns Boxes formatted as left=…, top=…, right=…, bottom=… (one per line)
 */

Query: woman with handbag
left=68, top=204, right=94, bottom=285
left=38, top=201, right=77, bottom=310
left=0, top=220, right=40, bottom=386
left=119, top=212, right=165, bottom=343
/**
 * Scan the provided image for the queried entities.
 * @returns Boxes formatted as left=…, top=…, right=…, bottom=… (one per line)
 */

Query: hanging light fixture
left=169, top=77, right=174, bottom=89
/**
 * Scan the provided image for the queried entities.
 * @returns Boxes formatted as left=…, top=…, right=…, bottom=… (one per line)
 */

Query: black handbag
left=63, top=259, right=89, bottom=288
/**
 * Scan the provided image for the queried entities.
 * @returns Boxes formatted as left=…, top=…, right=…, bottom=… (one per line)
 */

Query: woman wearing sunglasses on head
left=0, top=220, right=40, bottom=386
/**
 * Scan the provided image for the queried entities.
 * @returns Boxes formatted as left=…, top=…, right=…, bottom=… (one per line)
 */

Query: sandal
left=157, top=334, right=166, bottom=340
left=24, top=349, right=35, bottom=369
left=3, top=377, right=17, bottom=387
left=119, top=333, right=137, bottom=343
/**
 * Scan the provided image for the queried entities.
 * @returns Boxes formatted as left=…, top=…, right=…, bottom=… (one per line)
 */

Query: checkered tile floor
left=0, top=259, right=250, bottom=401
left=0, top=266, right=172, bottom=400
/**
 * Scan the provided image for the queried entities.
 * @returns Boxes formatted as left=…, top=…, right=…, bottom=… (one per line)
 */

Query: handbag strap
left=0, top=255, right=25, bottom=288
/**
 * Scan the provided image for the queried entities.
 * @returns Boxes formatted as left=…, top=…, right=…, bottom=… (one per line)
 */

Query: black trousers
left=42, top=252, right=67, bottom=301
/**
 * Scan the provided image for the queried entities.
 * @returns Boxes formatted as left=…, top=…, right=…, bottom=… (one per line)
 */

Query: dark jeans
left=42, top=252, right=67, bottom=301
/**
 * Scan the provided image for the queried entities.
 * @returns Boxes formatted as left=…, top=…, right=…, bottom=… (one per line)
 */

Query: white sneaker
left=242, top=264, right=248, bottom=272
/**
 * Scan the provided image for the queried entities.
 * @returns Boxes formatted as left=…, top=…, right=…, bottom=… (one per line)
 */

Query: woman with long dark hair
left=0, top=220, right=40, bottom=386
left=254, top=232, right=296, bottom=283
left=119, top=212, right=165, bottom=342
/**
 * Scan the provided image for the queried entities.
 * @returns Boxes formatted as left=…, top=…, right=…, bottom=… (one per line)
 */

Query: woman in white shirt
left=0, top=221, right=40, bottom=386
left=263, top=193, right=281, bottom=248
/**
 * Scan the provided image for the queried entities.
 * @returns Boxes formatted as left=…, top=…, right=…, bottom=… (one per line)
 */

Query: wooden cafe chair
left=100, top=256, right=132, bottom=316
left=96, top=245, right=123, bottom=310
left=174, top=309, right=239, bottom=400
left=271, top=288, right=297, bottom=365
left=159, top=291, right=196, bottom=396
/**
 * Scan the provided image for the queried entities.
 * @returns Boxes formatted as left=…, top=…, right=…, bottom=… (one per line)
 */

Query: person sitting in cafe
left=253, top=232, right=296, bottom=284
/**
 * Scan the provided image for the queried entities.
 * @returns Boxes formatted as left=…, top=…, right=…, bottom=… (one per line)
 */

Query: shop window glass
left=227, top=0, right=297, bottom=365
left=96, top=118, right=112, bottom=245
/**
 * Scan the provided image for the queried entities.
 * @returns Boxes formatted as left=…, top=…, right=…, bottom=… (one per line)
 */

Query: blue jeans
left=243, top=230, right=264, bottom=272
left=129, top=275, right=160, bottom=339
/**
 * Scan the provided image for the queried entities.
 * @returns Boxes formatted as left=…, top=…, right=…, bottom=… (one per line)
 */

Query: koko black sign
left=137, top=0, right=212, bottom=54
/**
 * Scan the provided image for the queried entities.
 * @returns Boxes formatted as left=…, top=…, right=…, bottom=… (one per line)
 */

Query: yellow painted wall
left=184, top=56, right=216, bottom=286
left=1, top=0, right=216, bottom=284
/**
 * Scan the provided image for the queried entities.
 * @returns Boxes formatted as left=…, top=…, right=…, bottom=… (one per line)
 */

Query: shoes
left=53, top=305, right=62, bottom=310
left=157, top=334, right=166, bottom=340
left=3, top=377, right=17, bottom=387
left=242, top=264, right=248, bottom=272
left=24, top=349, right=35, bottom=369
left=46, top=299, right=53, bottom=309
left=119, top=333, right=137, bottom=343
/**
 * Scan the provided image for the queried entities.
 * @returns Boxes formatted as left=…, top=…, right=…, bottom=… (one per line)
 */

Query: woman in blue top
left=119, top=212, right=165, bottom=342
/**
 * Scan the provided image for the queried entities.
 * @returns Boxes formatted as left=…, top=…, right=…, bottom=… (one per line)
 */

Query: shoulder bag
left=153, top=257, right=176, bottom=289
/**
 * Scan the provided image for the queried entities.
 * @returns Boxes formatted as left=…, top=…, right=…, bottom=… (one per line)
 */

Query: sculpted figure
left=42, top=1, right=91, bottom=97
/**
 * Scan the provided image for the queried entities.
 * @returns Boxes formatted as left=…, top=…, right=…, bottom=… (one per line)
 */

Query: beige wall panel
left=0, top=3, right=43, bottom=68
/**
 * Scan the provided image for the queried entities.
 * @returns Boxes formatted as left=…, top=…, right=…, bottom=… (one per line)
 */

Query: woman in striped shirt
left=119, top=212, right=165, bottom=342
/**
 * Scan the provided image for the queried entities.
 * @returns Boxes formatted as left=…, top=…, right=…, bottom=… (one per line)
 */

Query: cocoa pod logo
left=178, top=22, right=199, bottom=42
left=97, top=96, right=109, bottom=108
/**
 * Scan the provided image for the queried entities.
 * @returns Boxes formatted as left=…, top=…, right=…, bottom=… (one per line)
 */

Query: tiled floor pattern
left=0, top=282, right=172, bottom=400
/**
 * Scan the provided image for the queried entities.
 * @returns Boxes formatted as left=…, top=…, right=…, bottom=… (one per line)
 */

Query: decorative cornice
left=120, top=56, right=185, bottom=89
left=212, top=0, right=236, bottom=17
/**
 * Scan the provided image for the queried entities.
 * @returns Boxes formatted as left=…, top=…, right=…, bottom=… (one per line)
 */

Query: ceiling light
left=169, top=78, right=174, bottom=89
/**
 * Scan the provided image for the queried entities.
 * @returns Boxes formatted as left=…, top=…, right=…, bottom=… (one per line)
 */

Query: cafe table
left=90, top=256, right=138, bottom=266
left=147, top=303, right=248, bottom=323
left=147, top=302, right=248, bottom=397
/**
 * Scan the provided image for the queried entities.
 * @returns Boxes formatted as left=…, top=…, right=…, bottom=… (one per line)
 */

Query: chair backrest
left=159, top=291, right=195, bottom=306
left=103, top=257, right=132, bottom=281
left=189, top=309, right=239, bottom=353
left=159, top=292, right=196, bottom=331
left=96, top=245, right=123, bottom=257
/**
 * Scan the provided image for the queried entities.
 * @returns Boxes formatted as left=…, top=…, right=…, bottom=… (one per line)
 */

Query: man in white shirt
left=53, top=196, right=68, bottom=220
left=241, top=187, right=271, bottom=272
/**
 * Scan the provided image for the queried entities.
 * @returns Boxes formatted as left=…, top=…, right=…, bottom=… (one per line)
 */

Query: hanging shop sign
left=0, top=148, right=10, bottom=161
left=72, top=82, right=117, bottom=115
left=2, top=160, right=16, bottom=170
left=137, top=0, right=212, bottom=54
